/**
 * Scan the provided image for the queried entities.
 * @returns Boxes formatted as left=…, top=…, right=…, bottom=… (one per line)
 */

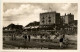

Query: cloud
left=4, top=4, right=34, bottom=16
left=3, top=4, right=47, bottom=26
left=61, top=3, right=71, bottom=10
left=3, top=4, right=47, bottom=16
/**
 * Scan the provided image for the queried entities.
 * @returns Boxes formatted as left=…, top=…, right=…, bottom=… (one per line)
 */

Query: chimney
left=70, top=13, right=71, bottom=15
left=65, top=13, right=66, bottom=16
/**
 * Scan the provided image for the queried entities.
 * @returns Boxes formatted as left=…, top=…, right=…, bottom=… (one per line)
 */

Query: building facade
left=40, top=11, right=74, bottom=26
left=25, top=11, right=77, bottom=35
left=64, top=13, right=74, bottom=24
left=40, top=11, right=61, bottom=26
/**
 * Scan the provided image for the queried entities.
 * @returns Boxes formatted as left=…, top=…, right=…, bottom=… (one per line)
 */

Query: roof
left=40, top=11, right=56, bottom=15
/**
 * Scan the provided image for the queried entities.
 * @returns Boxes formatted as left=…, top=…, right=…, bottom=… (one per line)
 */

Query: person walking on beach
left=28, top=35, right=31, bottom=42
left=59, top=34, right=65, bottom=48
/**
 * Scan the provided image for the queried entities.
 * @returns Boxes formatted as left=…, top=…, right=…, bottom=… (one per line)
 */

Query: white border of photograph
left=0, top=0, right=80, bottom=52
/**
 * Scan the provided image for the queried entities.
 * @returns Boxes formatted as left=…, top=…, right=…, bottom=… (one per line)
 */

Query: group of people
left=23, top=32, right=69, bottom=48
left=23, top=35, right=31, bottom=42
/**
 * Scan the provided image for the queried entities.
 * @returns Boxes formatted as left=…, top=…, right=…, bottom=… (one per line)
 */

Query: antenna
left=49, top=6, right=52, bottom=12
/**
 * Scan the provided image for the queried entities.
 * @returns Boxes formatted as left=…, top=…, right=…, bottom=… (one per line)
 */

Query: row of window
left=42, top=17, right=51, bottom=19
left=42, top=20, right=51, bottom=23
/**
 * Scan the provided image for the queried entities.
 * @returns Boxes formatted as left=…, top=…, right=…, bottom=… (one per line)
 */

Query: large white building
left=40, top=11, right=61, bottom=26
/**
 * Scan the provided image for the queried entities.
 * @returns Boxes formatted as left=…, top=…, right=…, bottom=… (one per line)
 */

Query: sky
left=3, top=3, right=78, bottom=27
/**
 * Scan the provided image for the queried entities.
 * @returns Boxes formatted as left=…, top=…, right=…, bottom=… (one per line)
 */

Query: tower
left=64, top=13, right=74, bottom=24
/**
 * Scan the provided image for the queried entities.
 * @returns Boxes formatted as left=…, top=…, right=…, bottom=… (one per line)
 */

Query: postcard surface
left=0, top=0, right=80, bottom=52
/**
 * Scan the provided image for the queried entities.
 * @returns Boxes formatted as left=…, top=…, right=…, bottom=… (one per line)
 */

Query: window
left=48, top=17, right=51, bottom=19
left=42, top=20, right=44, bottom=23
left=42, top=17, right=44, bottom=19
left=48, top=20, right=51, bottom=22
